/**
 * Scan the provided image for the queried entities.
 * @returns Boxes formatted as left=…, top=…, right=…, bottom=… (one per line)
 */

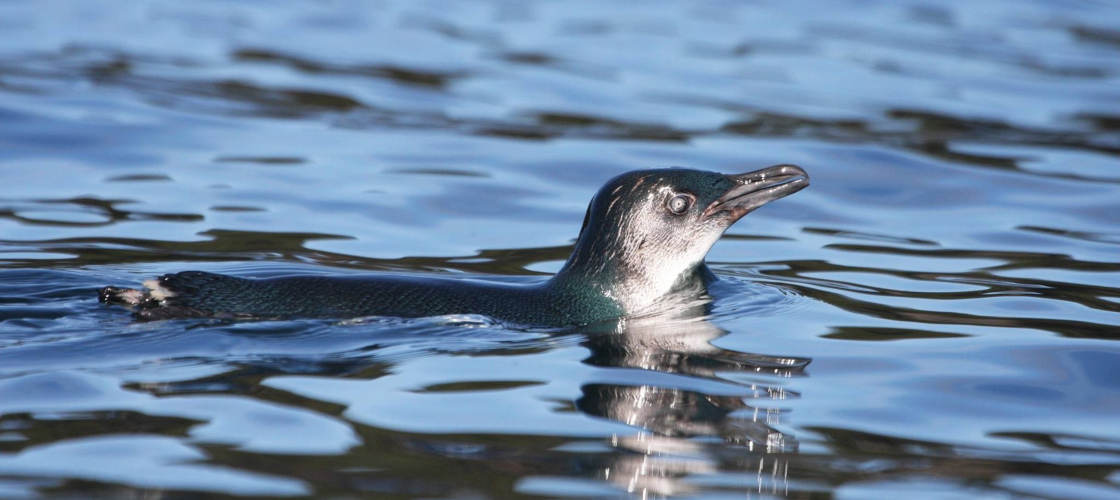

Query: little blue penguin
left=100, top=165, right=809, bottom=325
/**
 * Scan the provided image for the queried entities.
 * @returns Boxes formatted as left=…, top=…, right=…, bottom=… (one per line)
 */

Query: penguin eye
left=667, top=194, right=693, bottom=215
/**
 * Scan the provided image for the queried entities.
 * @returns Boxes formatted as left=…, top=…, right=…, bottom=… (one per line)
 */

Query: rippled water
left=2, top=1, right=1119, bottom=498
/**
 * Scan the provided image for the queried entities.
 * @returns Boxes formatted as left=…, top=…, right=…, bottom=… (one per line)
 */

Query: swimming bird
left=99, top=165, right=808, bottom=325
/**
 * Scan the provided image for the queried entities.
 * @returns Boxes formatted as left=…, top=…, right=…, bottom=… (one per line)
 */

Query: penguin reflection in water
left=101, top=165, right=809, bottom=325
left=580, top=313, right=809, bottom=496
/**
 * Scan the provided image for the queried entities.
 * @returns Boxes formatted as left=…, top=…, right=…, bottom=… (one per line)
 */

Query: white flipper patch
left=142, top=279, right=176, bottom=301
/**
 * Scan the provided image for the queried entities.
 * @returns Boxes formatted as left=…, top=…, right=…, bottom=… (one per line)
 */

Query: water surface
left=1, top=1, right=1119, bottom=498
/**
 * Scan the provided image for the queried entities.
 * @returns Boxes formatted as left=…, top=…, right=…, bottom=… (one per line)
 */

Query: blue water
left=1, top=1, right=1119, bottom=498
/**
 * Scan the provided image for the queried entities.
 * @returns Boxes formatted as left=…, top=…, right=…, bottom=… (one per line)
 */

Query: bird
left=100, top=165, right=808, bottom=326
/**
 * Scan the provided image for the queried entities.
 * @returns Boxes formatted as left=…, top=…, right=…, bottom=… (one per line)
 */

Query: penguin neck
left=549, top=237, right=711, bottom=316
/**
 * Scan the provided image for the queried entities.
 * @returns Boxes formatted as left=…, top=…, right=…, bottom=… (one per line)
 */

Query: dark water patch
left=531, top=112, right=690, bottom=142
left=0, top=197, right=202, bottom=228
left=0, top=411, right=199, bottom=454
left=720, top=112, right=870, bottom=142
left=907, top=4, right=955, bottom=27
left=232, top=48, right=464, bottom=88
left=104, top=173, right=172, bottom=182
left=1071, top=25, right=1120, bottom=48
left=690, top=37, right=816, bottom=59
left=192, top=80, right=364, bottom=116
left=491, top=51, right=616, bottom=80
left=471, top=125, right=552, bottom=141
left=384, top=167, right=489, bottom=178
left=414, top=380, right=545, bottom=393
left=992, top=431, right=1120, bottom=454
left=803, top=227, right=938, bottom=246
left=209, top=205, right=266, bottom=212
left=1019, top=225, right=1120, bottom=246
left=467, top=113, right=692, bottom=142
left=213, top=156, right=306, bottom=165
left=1076, top=113, right=1120, bottom=131
left=122, top=361, right=390, bottom=401
left=718, top=233, right=793, bottom=242
left=496, top=51, right=557, bottom=66
left=0, top=208, right=111, bottom=227
left=822, top=326, right=969, bottom=341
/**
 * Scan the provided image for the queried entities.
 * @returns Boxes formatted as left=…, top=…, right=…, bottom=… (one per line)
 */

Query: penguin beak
left=703, top=164, right=809, bottom=220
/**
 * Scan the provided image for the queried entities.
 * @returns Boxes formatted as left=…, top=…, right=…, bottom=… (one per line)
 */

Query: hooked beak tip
left=704, top=164, right=809, bottom=219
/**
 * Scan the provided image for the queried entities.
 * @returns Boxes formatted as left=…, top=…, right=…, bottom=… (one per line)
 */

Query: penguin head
left=560, top=165, right=808, bottom=311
